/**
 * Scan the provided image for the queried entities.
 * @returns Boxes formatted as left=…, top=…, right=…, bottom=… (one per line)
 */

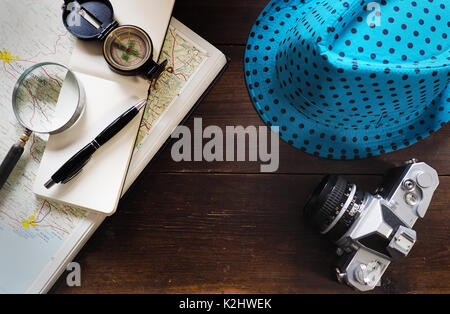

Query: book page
left=134, top=23, right=208, bottom=150
left=123, top=18, right=227, bottom=192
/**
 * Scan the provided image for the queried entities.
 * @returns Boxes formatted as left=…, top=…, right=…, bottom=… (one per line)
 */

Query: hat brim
left=244, top=1, right=449, bottom=159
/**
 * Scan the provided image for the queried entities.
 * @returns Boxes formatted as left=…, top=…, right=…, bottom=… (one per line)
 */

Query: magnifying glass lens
left=13, top=63, right=82, bottom=133
left=0, top=63, right=84, bottom=190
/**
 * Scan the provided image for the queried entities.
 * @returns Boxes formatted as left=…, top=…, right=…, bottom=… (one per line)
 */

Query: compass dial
left=103, top=25, right=153, bottom=73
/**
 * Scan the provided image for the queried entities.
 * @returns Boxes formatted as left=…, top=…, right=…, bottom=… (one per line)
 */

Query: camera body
left=304, top=159, right=439, bottom=291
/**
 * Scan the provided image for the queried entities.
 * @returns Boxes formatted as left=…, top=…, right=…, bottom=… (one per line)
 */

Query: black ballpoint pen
left=44, top=99, right=147, bottom=189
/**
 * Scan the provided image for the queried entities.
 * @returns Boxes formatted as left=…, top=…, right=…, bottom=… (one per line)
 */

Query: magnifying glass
left=0, top=62, right=85, bottom=189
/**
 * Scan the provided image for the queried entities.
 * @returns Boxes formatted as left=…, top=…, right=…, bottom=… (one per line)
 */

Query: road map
left=14, top=64, right=70, bottom=132
left=0, top=0, right=206, bottom=293
left=136, top=28, right=207, bottom=148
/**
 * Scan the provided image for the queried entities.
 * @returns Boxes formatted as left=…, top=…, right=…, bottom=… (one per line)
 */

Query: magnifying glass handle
left=0, top=131, right=31, bottom=190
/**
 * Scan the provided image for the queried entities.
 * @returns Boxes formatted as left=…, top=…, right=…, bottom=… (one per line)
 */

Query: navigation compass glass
left=62, top=0, right=167, bottom=80
left=103, top=25, right=152, bottom=73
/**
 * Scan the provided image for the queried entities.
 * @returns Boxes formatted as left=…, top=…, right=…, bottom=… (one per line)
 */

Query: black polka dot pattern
left=244, top=0, right=449, bottom=159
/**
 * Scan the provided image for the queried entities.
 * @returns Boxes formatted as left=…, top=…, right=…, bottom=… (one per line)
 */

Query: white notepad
left=33, top=76, right=144, bottom=215
left=33, top=0, right=175, bottom=215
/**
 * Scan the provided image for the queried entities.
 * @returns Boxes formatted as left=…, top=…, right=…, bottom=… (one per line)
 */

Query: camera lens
left=303, top=175, right=365, bottom=242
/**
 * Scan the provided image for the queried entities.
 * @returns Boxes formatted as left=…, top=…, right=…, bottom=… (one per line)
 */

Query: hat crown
left=275, top=0, right=449, bottom=130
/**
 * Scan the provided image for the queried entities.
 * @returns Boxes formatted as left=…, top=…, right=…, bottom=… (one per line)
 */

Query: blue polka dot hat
left=244, top=0, right=449, bottom=159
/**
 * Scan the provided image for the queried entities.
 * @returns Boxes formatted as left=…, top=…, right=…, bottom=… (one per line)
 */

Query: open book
left=0, top=0, right=227, bottom=294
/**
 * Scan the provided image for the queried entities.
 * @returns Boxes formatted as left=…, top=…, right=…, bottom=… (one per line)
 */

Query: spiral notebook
left=0, top=0, right=227, bottom=294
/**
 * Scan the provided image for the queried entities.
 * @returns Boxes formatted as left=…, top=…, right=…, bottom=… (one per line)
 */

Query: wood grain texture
left=56, top=174, right=450, bottom=294
left=172, top=0, right=264, bottom=45
left=54, top=0, right=449, bottom=294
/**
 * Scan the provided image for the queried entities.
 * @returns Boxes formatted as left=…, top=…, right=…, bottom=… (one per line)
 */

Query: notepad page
left=33, top=73, right=144, bottom=215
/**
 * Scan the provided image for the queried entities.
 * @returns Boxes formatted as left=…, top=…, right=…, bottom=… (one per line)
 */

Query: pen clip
left=61, top=156, right=91, bottom=184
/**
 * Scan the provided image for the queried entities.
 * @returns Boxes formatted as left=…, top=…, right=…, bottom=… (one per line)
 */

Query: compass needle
left=112, top=32, right=125, bottom=46
left=105, top=26, right=152, bottom=72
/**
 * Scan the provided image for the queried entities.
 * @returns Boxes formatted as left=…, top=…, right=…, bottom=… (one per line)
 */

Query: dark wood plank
left=55, top=174, right=450, bottom=294
left=173, top=0, right=265, bottom=45
left=145, top=45, right=450, bottom=175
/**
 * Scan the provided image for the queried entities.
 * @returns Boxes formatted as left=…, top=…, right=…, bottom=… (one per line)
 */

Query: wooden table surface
left=55, top=0, right=449, bottom=294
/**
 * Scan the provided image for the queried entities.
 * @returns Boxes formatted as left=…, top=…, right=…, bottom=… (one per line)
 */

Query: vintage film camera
left=303, top=159, right=439, bottom=291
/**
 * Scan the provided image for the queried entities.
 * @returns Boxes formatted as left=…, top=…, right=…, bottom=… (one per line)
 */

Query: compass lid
left=62, top=0, right=118, bottom=40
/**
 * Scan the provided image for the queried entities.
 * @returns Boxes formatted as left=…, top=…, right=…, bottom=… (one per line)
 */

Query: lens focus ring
left=304, top=175, right=347, bottom=231
left=303, top=175, right=365, bottom=242
left=326, top=188, right=365, bottom=242
left=315, top=178, right=348, bottom=232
